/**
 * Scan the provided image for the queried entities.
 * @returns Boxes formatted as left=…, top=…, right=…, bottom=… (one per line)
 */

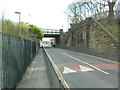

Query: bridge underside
left=44, top=34, right=59, bottom=37
left=44, top=34, right=61, bottom=46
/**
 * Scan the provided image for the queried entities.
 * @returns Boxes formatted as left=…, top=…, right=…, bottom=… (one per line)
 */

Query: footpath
left=16, top=49, right=51, bottom=88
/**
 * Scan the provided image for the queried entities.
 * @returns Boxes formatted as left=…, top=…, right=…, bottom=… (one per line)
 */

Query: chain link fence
left=0, top=32, right=36, bottom=89
left=0, top=32, right=2, bottom=90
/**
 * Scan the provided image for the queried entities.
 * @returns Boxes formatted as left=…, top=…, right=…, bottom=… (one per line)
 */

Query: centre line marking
left=63, top=53, right=110, bottom=75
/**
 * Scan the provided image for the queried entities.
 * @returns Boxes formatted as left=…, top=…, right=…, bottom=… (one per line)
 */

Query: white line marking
left=78, top=52, right=118, bottom=64
left=63, top=49, right=118, bottom=64
left=63, top=66, right=76, bottom=74
left=63, top=53, right=110, bottom=75
left=79, top=65, right=94, bottom=72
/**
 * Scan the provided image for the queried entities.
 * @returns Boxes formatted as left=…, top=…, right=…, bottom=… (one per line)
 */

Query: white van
left=40, top=41, right=52, bottom=48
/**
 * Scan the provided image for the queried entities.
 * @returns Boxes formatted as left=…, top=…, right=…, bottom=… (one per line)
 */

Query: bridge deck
left=40, top=28, right=61, bottom=36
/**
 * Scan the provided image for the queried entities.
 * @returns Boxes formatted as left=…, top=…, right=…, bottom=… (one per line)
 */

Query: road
left=45, top=47, right=119, bottom=88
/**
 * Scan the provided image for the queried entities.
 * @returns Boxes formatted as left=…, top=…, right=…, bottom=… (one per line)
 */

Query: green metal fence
left=0, top=32, right=36, bottom=89
left=0, top=32, right=2, bottom=90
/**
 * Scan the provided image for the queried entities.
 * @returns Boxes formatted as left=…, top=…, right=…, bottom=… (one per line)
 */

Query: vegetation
left=29, top=24, right=44, bottom=40
left=66, top=0, right=118, bottom=23
left=0, top=20, right=2, bottom=32
left=1, top=19, right=44, bottom=41
left=63, top=0, right=119, bottom=49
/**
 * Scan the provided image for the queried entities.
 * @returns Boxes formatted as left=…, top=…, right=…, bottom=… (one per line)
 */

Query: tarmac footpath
left=16, top=49, right=51, bottom=88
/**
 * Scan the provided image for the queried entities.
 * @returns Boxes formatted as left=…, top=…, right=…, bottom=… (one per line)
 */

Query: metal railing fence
left=0, top=32, right=36, bottom=89
left=0, top=32, right=2, bottom=90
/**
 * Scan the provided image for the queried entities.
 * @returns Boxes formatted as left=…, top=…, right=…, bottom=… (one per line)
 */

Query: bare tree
left=66, top=0, right=118, bottom=24
left=107, top=0, right=117, bottom=23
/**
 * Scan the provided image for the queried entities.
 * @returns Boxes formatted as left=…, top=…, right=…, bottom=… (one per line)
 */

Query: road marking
left=63, top=53, right=110, bottom=75
left=44, top=48, right=70, bottom=89
left=63, top=49, right=118, bottom=64
left=79, top=65, right=94, bottom=72
left=78, top=52, right=118, bottom=64
left=58, top=64, right=118, bottom=73
left=63, top=67, right=76, bottom=74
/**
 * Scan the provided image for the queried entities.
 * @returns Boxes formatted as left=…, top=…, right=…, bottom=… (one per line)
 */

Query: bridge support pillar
left=55, top=36, right=61, bottom=46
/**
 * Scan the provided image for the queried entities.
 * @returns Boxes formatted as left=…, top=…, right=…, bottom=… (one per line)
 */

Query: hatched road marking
left=79, top=65, right=94, bottom=72
left=63, top=53, right=110, bottom=75
left=58, top=64, right=119, bottom=73
left=63, top=66, right=77, bottom=74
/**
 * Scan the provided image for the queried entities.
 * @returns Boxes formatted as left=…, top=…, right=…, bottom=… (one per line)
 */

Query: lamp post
left=15, top=12, right=21, bottom=37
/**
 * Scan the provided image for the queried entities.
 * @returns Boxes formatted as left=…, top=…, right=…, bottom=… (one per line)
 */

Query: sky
left=1, top=0, right=119, bottom=32
left=1, top=0, right=76, bottom=32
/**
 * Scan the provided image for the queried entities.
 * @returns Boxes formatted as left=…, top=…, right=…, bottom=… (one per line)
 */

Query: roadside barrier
left=43, top=47, right=70, bottom=89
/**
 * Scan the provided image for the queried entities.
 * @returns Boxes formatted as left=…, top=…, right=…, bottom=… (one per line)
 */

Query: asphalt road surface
left=45, top=47, right=119, bottom=88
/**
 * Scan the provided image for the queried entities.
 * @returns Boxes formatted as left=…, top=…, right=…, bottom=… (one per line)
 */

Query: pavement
left=45, top=47, right=119, bottom=88
left=16, top=49, right=51, bottom=88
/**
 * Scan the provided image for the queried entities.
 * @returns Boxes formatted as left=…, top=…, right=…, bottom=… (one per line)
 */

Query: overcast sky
left=1, top=0, right=76, bottom=32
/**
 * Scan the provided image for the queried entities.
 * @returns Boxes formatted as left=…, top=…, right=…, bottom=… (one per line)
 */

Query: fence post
left=86, top=18, right=91, bottom=48
left=0, top=32, right=2, bottom=89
